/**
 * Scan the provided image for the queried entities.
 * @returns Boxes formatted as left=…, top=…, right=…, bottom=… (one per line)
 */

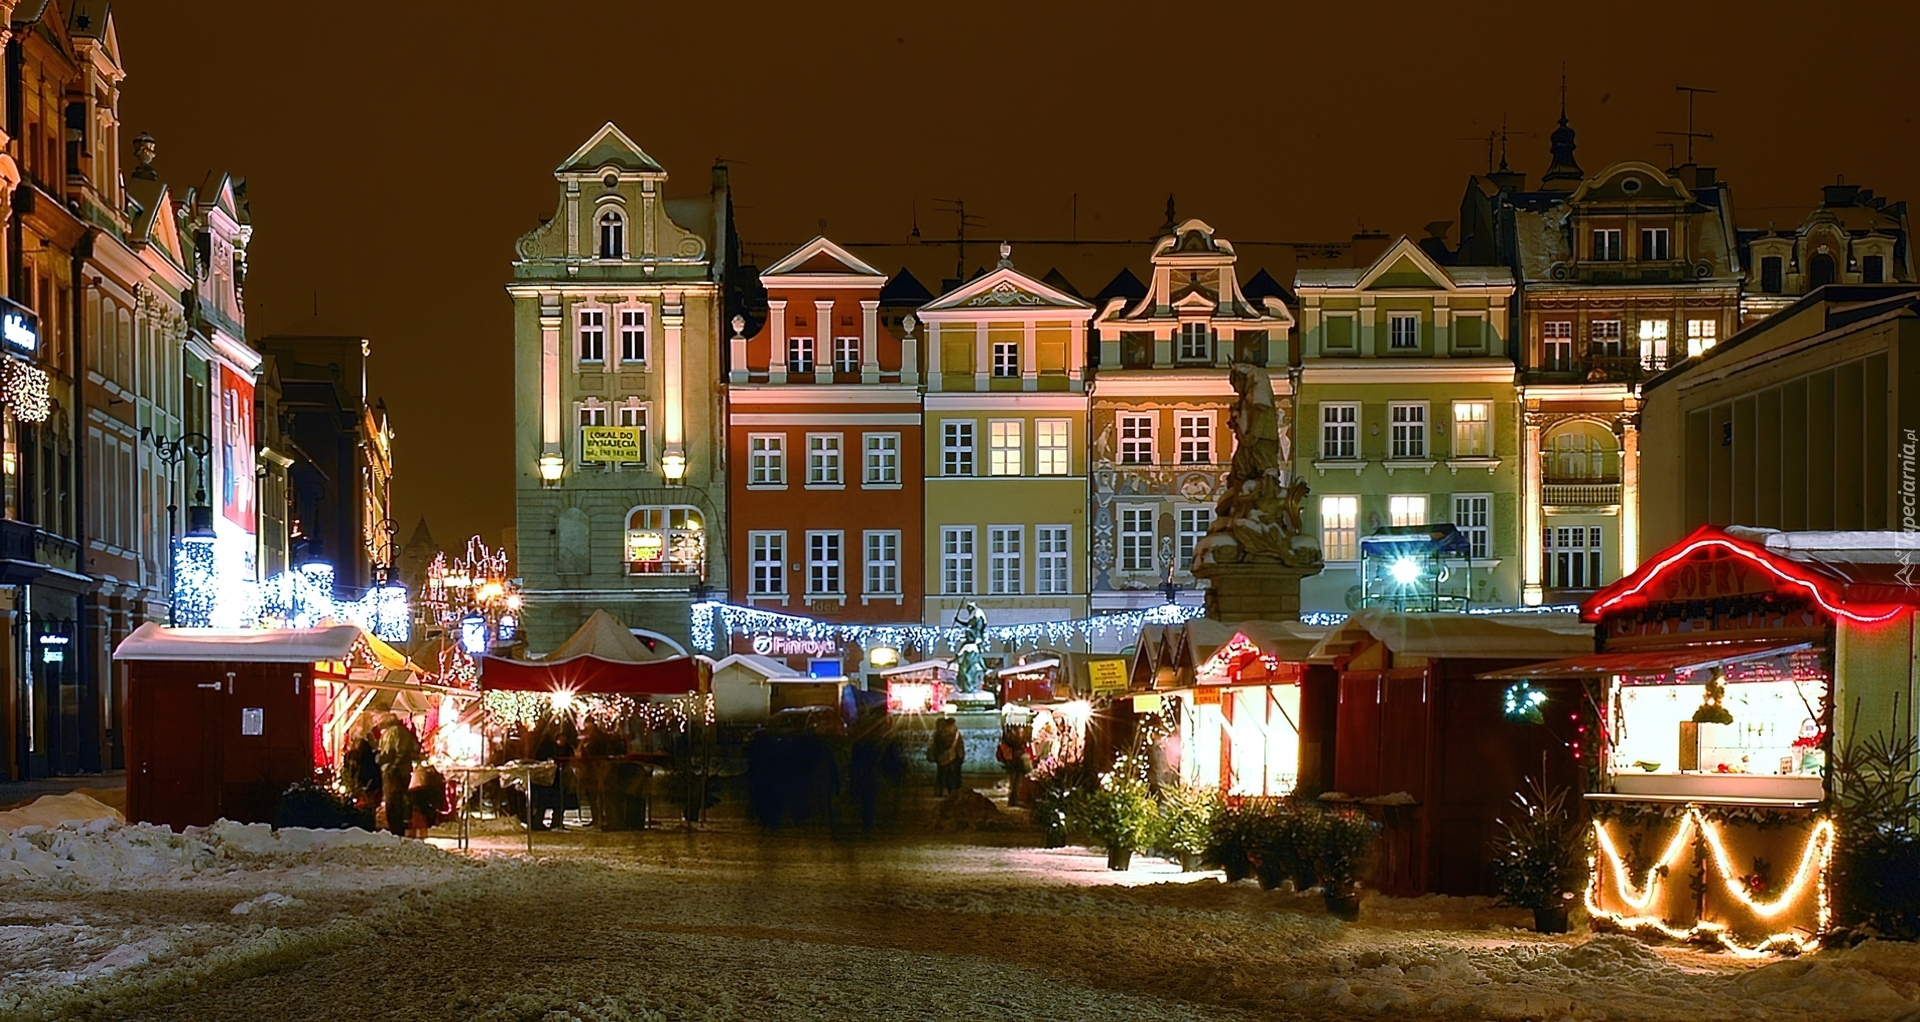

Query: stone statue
left=953, top=602, right=988, bottom=694
left=1192, top=364, right=1322, bottom=569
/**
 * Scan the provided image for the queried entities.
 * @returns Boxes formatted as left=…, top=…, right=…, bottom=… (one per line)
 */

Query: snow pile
left=230, top=891, right=299, bottom=915
left=0, top=817, right=428, bottom=885
left=0, top=792, right=122, bottom=831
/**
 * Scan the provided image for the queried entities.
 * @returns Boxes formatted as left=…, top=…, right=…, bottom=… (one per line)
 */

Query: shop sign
left=751, top=634, right=839, bottom=658
left=1, top=298, right=37, bottom=353
left=580, top=426, right=643, bottom=463
left=1132, top=693, right=1163, bottom=713
left=1087, top=658, right=1129, bottom=695
left=1192, top=685, right=1222, bottom=706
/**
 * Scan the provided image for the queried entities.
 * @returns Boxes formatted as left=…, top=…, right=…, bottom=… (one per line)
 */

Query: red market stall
left=1484, top=525, right=1920, bottom=954
left=1311, top=610, right=1595, bottom=897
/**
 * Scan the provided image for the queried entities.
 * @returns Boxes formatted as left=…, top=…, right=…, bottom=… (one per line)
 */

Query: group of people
left=926, top=718, right=1035, bottom=805
left=342, top=713, right=445, bottom=838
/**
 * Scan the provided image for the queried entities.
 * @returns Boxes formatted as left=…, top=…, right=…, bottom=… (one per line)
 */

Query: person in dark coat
left=996, top=723, right=1034, bottom=807
left=343, top=728, right=382, bottom=809
left=929, top=717, right=966, bottom=796
left=374, top=715, right=422, bottom=836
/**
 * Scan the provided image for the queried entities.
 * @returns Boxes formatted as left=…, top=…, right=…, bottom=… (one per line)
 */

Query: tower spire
left=1542, top=66, right=1584, bottom=189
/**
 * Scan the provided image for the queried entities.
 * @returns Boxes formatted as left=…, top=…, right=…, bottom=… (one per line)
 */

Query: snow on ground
left=6, top=812, right=1920, bottom=1021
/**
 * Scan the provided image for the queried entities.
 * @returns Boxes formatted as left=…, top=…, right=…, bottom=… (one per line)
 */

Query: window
left=787, top=336, right=815, bottom=374
left=806, top=531, right=843, bottom=595
left=1178, top=321, right=1212, bottom=361
left=1639, top=227, right=1670, bottom=261
left=1324, top=312, right=1357, bottom=350
left=1543, top=320, right=1573, bottom=370
left=625, top=506, right=705, bottom=575
left=833, top=336, right=861, bottom=374
left=941, top=526, right=975, bottom=594
left=1686, top=318, right=1718, bottom=359
left=1176, top=414, right=1213, bottom=464
left=1548, top=428, right=1614, bottom=482
left=578, top=308, right=606, bottom=364
left=1760, top=256, right=1784, bottom=293
left=991, top=341, right=1020, bottom=378
left=619, top=309, right=646, bottom=363
left=616, top=403, right=648, bottom=466
left=1388, top=402, right=1427, bottom=459
left=942, top=421, right=975, bottom=476
left=1592, top=228, right=1623, bottom=261
left=1321, top=403, right=1358, bottom=460
left=1388, top=494, right=1427, bottom=527
left=806, top=434, right=842, bottom=486
left=1177, top=506, right=1212, bottom=572
left=863, top=433, right=899, bottom=486
left=598, top=210, right=624, bottom=259
left=1453, top=494, right=1490, bottom=560
left=1320, top=496, right=1359, bottom=561
left=576, top=403, right=606, bottom=464
left=1119, top=506, right=1156, bottom=573
left=989, top=526, right=1024, bottom=594
left=1118, top=414, right=1155, bottom=465
left=1388, top=312, right=1419, bottom=350
left=1036, top=419, right=1070, bottom=476
left=1864, top=255, right=1886, bottom=284
left=1546, top=525, right=1604, bottom=589
left=748, top=433, right=785, bottom=486
left=1591, top=320, right=1623, bottom=358
left=749, top=531, right=785, bottom=596
left=1451, top=401, right=1491, bottom=457
left=1036, top=525, right=1070, bottom=594
left=1638, top=319, right=1670, bottom=369
left=864, top=531, right=900, bottom=596
left=988, top=420, right=1023, bottom=476
left=1453, top=313, right=1486, bottom=350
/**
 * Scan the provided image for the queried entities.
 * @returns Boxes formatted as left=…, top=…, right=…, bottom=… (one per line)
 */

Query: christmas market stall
left=1483, top=525, right=1920, bottom=953
left=1309, top=610, right=1594, bottom=896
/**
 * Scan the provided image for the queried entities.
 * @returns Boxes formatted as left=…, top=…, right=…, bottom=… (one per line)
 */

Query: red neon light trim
left=1588, top=536, right=1905, bottom=625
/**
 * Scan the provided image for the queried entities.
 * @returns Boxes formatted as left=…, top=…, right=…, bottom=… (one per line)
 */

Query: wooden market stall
left=1309, top=610, right=1594, bottom=897
left=1484, top=525, right=1920, bottom=953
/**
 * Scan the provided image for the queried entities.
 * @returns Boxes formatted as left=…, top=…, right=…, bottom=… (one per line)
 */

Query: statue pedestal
left=1194, top=559, right=1322, bottom=622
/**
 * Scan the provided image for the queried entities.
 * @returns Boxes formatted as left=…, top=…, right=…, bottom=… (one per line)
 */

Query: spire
left=1541, top=67, right=1584, bottom=189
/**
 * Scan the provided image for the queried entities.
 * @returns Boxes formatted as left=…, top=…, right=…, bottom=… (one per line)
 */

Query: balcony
left=1542, top=480, right=1622, bottom=508
left=1526, top=354, right=1672, bottom=386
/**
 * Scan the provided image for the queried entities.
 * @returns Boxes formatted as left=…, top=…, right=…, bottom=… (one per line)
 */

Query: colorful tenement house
left=1451, top=107, right=1743, bottom=604
left=725, top=237, right=924, bottom=633
left=1293, top=238, right=1519, bottom=614
left=1739, top=181, right=1912, bottom=326
left=1088, top=219, right=1293, bottom=620
left=509, top=123, right=734, bottom=653
left=915, top=246, right=1094, bottom=632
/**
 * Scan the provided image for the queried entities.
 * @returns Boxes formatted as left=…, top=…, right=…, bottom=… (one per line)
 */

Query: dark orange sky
left=110, top=0, right=1920, bottom=552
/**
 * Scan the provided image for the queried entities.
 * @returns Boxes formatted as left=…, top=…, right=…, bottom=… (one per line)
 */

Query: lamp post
left=141, top=429, right=212, bottom=627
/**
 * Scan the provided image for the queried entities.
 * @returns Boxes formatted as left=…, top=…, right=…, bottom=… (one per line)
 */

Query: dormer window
left=1178, top=322, right=1213, bottom=361
left=1639, top=227, right=1670, bottom=261
left=1592, top=229, right=1623, bottom=262
left=598, top=210, right=625, bottom=259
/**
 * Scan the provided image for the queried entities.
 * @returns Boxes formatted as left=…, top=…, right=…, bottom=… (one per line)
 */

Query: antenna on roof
left=1659, top=85, right=1717, bottom=165
left=932, top=198, right=986, bottom=283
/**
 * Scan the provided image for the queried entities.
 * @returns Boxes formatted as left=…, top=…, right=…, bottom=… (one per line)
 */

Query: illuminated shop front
left=1488, top=525, right=1920, bottom=954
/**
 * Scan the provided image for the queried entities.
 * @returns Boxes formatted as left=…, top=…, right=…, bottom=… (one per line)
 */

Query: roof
left=542, top=609, right=671, bottom=664
left=1310, top=610, right=1593, bottom=663
left=1479, top=639, right=1813, bottom=681
left=879, top=658, right=953, bottom=678
left=1586, top=524, right=1920, bottom=623
left=1094, top=267, right=1148, bottom=307
left=710, top=653, right=803, bottom=679
left=879, top=267, right=933, bottom=306
left=555, top=122, right=665, bottom=176
left=114, top=623, right=364, bottom=663
left=761, top=236, right=886, bottom=280
left=1240, top=268, right=1294, bottom=306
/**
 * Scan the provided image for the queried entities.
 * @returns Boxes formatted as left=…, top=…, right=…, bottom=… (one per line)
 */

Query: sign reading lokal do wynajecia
left=581, top=426, right=643, bottom=463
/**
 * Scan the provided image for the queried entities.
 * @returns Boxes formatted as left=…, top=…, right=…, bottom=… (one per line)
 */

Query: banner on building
left=1086, top=658, right=1129, bottom=696
left=219, top=365, right=256, bottom=532
left=581, top=426, right=643, bottom=463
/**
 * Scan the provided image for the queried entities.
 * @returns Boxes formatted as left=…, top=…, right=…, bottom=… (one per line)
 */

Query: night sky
left=110, top=0, right=1920, bottom=553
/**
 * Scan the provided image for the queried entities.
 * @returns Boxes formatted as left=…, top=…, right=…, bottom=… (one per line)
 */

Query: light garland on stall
left=1587, top=810, right=1834, bottom=955
left=482, top=689, right=715, bottom=734
left=1298, top=604, right=1583, bottom=628
left=688, top=599, right=1203, bottom=654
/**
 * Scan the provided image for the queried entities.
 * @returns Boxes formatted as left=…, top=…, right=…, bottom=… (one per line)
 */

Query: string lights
left=688, top=600, right=1203, bottom=655
left=1, top=359, right=49, bottom=423
left=173, top=551, right=412, bottom=642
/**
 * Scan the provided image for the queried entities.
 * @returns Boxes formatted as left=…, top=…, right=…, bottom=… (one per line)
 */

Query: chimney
left=1349, top=231, right=1391, bottom=268
left=1823, top=182, right=1861, bottom=207
left=1694, top=166, right=1717, bottom=190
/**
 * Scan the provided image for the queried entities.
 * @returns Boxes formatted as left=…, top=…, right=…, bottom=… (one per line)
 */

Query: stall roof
left=114, top=623, right=365, bottom=663
left=542, top=609, right=674, bottom=663
left=1480, top=639, right=1813, bottom=681
left=880, top=658, right=954, bottom=678
left=479, top=653, right=703, bottom=695
left=995, top=658, right=1061, bottom=676
left=1309, top=610, right=1592, bottom=663
left=1586, top=525, right=1920, bottom=623
left=710, top=653, right=804, bottom=679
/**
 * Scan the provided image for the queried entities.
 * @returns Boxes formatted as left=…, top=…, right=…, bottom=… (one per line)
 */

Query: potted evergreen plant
left=1158, top=784, right=1222, bottom=871
left=1079, top=762, right=1162, bottom=870
left=1488, top=779, right=1588, bottom=933
left=1314, top=807, right=1379, bottom=921
left=1205, top=799, right=1259, bottom=882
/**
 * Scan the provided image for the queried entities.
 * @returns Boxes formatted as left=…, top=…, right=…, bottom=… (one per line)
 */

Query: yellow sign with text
left=581, top=426, right=643, bottom=463
left=1086, top=658, right=1129, bottom=695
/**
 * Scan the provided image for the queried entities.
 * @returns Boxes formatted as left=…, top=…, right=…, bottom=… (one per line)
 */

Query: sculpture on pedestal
left=1192, top=364, right=1322, bottom=569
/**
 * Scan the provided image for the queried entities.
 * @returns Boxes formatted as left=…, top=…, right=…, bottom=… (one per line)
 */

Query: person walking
left=929, top=717, right=966, bottom=796
left=374, top=714, right=422, bottom=837
left=996, top=723, right=1033, bottom=807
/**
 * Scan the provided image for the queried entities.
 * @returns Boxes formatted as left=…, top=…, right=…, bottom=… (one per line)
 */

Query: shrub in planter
left=274, top=778, right=375, bottom=831
left=1314, top=807, right=1379, bottom=920
left=1488, top=779, right=1587, bottom=933
left=1030, top=759, right=1094, bottom=848
left=1832, top=732, right=1920, bottom=939
left=1077, top=761, right=1164, bottom=869
left=1205, top=801, right=1262, bottom=882
left=1158, top=784, right=1223, bottom=870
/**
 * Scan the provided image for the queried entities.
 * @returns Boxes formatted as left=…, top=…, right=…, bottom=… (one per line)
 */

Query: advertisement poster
left=580, top=425, right=643, bottom=463
left=220, top=365, right=256, bottom=532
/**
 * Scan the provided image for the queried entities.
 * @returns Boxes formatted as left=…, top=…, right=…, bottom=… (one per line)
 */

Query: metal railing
left=1542, top=482, right=1622, bottom=507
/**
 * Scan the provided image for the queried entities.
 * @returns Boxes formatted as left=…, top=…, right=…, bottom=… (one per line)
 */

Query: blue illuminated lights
left=1504, top=681, right=1549, bottom=724
left=689, top=600, right=1202, bottom=655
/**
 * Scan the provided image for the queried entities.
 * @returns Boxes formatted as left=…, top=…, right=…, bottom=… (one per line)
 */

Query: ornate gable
left=556, top=122, right=665, bottom=177
left=761, top=236, right=885, bottom=280
left=920, top=264, right=1093, bottom=315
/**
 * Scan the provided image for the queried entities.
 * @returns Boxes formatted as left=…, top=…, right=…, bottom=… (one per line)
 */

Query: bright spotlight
left=1389, top=557, right=1423, bottom=585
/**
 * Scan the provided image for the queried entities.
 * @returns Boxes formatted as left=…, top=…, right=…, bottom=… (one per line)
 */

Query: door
left=222, top=664, right=313, bottom=824
left=132, top=663, right=224, bottom=828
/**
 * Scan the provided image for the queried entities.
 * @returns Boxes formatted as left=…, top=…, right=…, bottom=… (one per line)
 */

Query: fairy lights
left=174, top=552, right=413, bottom=641
left=2, top=359, right=49, bottom=423
left=1587, top=532, right=1908, bottom=625
left=688, top=600, right=1202, bottom=655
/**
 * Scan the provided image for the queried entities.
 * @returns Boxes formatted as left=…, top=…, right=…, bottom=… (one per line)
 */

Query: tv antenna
left=931, top=198, right=986, bottom=282
left=1658, top=85, right=1716, bottom=164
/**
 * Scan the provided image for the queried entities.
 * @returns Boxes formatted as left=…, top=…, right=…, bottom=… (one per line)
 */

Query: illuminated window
left=806, top=433, right=843, bottom=486
left=941, top=526, right=975, bottom=594
left=991, top=341, right=1020, bottom=378
left=1592, top=228, right=1623, bottom=261
left=1119, top=506, right=1155, bottom=573
left=1453, top=494, right=1490, bottom=559
left=863, top=433, right=899, bottom=485
left=1178, top=322, right=1212, bottom=361
left=1388, top=312, right=1419, bottom=350
left=1321, top=403, right=1358, bottom=459
left=1035, top=419, right=1070, bottom=476
left=988, top=420, right=1022, bottom=476
left=577, top=308, right=605, bottom=364
left=619, top=309, right=646, bottom=363
left=1639, top=226, right=1670, bottom=261
left=942, top=420, right=975, bottom=476
left=989, top=525, right=1023, bottom=595
left=1388, top=402, right=1426, bottom=459
left=787, top=336, right=814, bottom=374
left=806, top=531, right=843, bottom=595
left=1320, top=496, right=1358, bottom=561
left=1119, top=414, right=1155, bottom=465
left=1687, top=318, right=1718, bottom=358
left=1389, top=494, right=1427, bottom=527
left=864, top=531, right=900, bottom=595
left=1177, top=506, right=1212, bottom=572
left=749, top=531, right=785, bottom=596
left=626, top=506, right=704, bottom=575
left=834, top=336, right=861, bottom=374
left=1176, top=414, right=1212, bottom=464
left=1542, top=320, right=1573, bottom=371
left=748, top=434, right=785, bottom=486
left=1036, top=525, right=1070, bottom=594
left=1638, top=318, right=1670, bottom=369
left=598, top=210, right=624, bottom=259
left=1451, top=401, right=1491, bottom=457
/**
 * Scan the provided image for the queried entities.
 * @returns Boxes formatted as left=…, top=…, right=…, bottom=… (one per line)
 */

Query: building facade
left=915, top=248, right=1092, bottom=631
left=1088, top=219, right=1292, bottom=617
left=509, top=123, right=734, bottom=653
left=1293, top=238, right=1519, bottom=614
left=726, top=237, right=923, bottom=633
left=1741, top=182, right=1912, bottom=326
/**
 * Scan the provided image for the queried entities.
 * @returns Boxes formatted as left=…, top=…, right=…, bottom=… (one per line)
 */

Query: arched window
left=598, top=210, right=625, bottom=259
left=1544, top=422, right=1620, bottom=484
left=626, top=505, right=704, bottom=575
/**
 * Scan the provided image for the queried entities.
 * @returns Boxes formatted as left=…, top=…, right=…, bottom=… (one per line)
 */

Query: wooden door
left=130, top=663, right=224, bottom=829
left=222, top=664, right=314, bottom=824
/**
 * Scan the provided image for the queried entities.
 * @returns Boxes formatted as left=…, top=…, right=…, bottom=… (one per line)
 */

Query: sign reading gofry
left=1086, top=658, right=1129, bottom=695
left=581, top=426, right=643, bottom=463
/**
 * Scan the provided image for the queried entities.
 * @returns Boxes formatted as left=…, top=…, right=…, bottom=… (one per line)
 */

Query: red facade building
left=726, top=238, right=924, bottom=651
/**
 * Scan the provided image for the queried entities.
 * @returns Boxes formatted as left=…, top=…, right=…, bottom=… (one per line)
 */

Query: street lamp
left=140, top=428, right=212, bottom=626
left=537, top=453, right=564, bottom=486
